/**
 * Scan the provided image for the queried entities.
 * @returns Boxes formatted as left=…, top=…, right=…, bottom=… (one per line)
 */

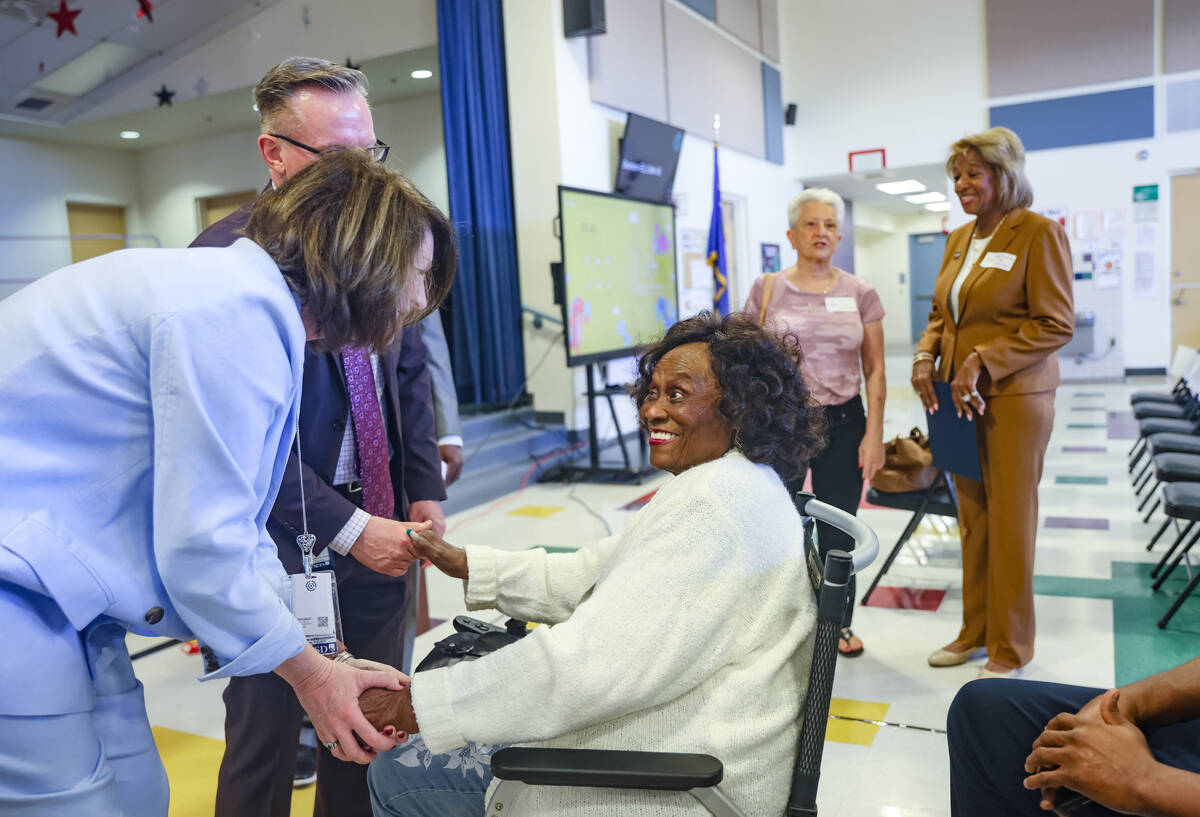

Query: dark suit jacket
left=191, top=206, right=446, bottom=580
left=916, top=207, right=1074, bottom=396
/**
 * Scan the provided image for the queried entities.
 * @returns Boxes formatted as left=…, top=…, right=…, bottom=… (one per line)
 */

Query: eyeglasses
left=270, top=132, right=390, bottom=164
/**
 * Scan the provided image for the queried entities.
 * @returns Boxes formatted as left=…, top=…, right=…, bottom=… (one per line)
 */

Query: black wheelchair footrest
left=491, top=747, right=723, bottom=791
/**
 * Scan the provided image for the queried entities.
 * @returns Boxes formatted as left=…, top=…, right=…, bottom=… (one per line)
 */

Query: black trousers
left=787, top=395, right=866, bottom=628
left=949, top=678, right=1200, bottom=816
left=214, top=558, right=409, bottom=817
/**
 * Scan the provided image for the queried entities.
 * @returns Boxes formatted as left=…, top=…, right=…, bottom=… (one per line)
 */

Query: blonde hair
left=945, top=126, right=1034, bottom=211
left=242, top=150, right=456, bottom=352
left=788, top=188, right=845, bottom=230
left=253, top=57, right=370, bottom=133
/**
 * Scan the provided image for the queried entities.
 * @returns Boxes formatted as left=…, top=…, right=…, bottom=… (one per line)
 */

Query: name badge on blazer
left=825, top=297, right=857, bottom=313
left=980, top=251, right=1017, bottom=271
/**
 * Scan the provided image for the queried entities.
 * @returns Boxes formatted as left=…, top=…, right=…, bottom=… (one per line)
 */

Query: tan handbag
left=870, top=428, right=937, bottom=493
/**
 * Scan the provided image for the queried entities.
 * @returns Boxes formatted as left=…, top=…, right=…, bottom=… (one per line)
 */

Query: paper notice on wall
left=1042, top=206, right=1069, bottom=227
left=1103, top=209, right=1126, bottom=238
left=1134, top=251, right=1156, bottom=298
left=1135, top=221, right=1157, bottom=247
left=681, top=228, right=708, bottom=255
left=1133, top=184, right=1159, bottom=223
left=1094, top=247, right=1121, bottom=290
left=679, top=287, right=712, bottom=319
left=1073, top=211, right=1101, bottom=242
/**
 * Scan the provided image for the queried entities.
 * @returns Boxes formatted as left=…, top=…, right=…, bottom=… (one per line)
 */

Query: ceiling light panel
left=925, top=202, right=951, bottom=212
left=875, top=179, right=926, bottom=195
left=904, top=192, right=946, bottom=204
left=34, top=43, right=146, bottom=98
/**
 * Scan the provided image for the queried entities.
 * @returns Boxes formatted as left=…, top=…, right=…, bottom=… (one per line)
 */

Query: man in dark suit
left=193, top=57, right=447, bottom=817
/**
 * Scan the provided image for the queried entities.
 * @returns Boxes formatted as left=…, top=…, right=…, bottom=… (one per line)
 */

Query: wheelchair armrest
left=490, top=747, right=723, bottom=791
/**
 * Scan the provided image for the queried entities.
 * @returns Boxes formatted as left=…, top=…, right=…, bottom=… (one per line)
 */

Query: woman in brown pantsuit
left=911, top=127, right=1074, bottom=678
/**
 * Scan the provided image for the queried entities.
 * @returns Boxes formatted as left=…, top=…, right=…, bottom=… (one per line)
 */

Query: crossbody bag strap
left=757, top=273, right=777, bottom=327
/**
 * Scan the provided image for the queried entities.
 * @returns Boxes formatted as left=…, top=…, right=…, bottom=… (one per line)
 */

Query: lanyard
left=294, top=414, right=317, bottom=579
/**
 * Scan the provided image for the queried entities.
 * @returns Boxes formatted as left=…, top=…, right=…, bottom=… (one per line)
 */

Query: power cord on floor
left=568, top=481, right=613, bottom=537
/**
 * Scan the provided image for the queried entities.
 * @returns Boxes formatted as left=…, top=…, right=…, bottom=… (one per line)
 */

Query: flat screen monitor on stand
left=545, top=185, right=679, bottom=482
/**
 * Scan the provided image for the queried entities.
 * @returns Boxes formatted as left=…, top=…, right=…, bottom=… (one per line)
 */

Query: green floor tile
left=1073, top=392, right=1106, bottom=397
left=1055, top=475, right=1108, bottom=485
left=1066, top=423, right=1106, bottom=429
left=1034, top=562, right=1200, bottom=685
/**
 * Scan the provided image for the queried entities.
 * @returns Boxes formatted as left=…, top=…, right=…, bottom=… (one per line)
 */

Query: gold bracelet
left=912, top=352, right=935, bottom=363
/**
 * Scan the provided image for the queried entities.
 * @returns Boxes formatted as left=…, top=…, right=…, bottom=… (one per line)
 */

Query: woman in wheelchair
left=363, top=311, right=826, bottom=816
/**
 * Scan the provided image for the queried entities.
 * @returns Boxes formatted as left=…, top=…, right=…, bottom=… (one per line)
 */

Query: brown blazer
left=916, top=207, right=1074, bottom=396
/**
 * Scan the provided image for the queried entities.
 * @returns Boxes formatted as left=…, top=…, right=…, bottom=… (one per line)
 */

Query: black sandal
left=838, top=627, right=864, bottom=658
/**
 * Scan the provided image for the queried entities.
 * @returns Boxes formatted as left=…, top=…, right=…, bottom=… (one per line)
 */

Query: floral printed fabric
left=371, top=736, right=508, bottom=816
left=391, top=735, right=502, bottom=780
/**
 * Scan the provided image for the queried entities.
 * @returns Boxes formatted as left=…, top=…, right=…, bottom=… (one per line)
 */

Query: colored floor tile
left=1044, top=516, right=1109, bottom=530
left=1070, top=406, right=1106, bottom=411
left=1062, top=445, right=1107, bottom=453
left=507, top=504, right=565, bottom=518
left=1107, top=411, right=1139, bottom=440
left=861, top=586, right=946, bottom=611
left=1034, top=561, right=1200, bottom=685
left=1055, top=475, right=1108, bottom=485
left=1067, top=423, right=1106, bottom=429
left=154, top=726, right=316, bottom=817
left=1073, top=392, right=1106, bottom=397
left=826, top=698, right=890, bottom=746
left=621, top=489, right=658, bottom=510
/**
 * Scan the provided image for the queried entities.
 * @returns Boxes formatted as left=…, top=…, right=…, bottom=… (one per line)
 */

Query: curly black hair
left=631, top=311, right=826, bottom=482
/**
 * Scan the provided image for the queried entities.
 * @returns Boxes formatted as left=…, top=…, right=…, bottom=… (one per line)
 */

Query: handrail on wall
left=521, top=304, right=563, bottom=328
left=0, top=233, right=163, bottom=247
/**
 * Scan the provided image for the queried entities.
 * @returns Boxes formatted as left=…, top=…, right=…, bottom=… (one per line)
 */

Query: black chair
left=1136, top=452, right=1200, bottom=523
left=1149, top=484, right=1200, bottom=628
left=860, top=470, right=958, bottom=605
left=484, top=494, right=880, bottom=817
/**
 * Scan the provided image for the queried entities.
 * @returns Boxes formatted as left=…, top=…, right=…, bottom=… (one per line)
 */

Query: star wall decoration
left=154, top=84, right=176, bottom=107
left=136, top=0, right=155, bottom=23
left=47, top=0, right=81, bottom=38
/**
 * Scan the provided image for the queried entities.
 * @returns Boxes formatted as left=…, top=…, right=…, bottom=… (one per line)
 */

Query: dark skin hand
left=911, top=352, right=987, bottom=420
left=359, top=685, right=419, bottom=738
left=409, top=528, right=469, bottom=579
left=911, top=358, right=939, bottom=414
left=1023, top=689, right=1158, bottom=814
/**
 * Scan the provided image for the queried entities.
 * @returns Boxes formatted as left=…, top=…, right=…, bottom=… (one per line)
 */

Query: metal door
left=1171, top=173, right=1200, bottom=351
left=909, top=232, right=947, bottom=342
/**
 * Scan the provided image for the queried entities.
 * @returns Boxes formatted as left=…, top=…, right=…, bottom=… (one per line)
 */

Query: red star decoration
left=137, top=0, right=154, bottom=23
left=47, top=0, right=81, bottom=38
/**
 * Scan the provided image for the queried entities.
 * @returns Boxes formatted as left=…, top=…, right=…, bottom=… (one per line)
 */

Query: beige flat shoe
left=977, top=665, right=1023, bottom=679
left=928, top=646, right=985, bottom=667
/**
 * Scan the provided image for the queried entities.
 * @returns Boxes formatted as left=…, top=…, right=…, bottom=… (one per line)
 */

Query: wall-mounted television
left=557, top=186, right=678, bottom=367
left=613, top=113, right=684, bottom=204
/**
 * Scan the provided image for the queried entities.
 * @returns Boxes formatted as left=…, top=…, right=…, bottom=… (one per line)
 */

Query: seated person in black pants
left=949, top=658, right=1200, bottom=816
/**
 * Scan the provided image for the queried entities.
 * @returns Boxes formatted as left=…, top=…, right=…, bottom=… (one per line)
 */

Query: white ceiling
left=0, top=45, right=442, bottom=150
left=0, top=0, right=286, bottom=125
left=802, top=162, right=954, bottom=215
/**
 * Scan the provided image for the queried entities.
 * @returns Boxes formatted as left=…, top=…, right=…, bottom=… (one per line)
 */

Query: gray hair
left=945, top=126, right=1034, bottom=211
left=788, top=188, right=845, bottom=230
left=253, top=57, right=370, bottom=133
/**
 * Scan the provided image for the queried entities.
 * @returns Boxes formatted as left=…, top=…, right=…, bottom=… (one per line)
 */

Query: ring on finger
left=324, top=740, right=339, bottom=752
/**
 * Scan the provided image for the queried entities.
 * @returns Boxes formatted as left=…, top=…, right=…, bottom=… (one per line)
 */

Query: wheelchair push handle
left=794, top=493, right=879, bottom=575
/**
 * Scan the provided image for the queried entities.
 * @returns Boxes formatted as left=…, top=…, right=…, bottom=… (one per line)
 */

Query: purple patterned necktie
left=342, top=346, right=395, bottom=519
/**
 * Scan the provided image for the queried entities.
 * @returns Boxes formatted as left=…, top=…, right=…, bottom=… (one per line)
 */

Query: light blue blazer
left=0, top=238, right=308, bottom=715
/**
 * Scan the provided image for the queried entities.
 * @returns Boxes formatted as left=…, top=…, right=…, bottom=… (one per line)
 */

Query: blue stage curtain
left=437, top=0, right=525, bottom=405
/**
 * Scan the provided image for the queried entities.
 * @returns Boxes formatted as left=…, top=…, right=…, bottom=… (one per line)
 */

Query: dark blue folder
left=929, top=381, right=982, bottom=481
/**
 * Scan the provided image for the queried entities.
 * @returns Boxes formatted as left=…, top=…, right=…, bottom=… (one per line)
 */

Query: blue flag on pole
left=706, top=142, right=729, bottom=316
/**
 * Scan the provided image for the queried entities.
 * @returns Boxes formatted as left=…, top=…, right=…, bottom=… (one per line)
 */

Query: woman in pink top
left=744, top=188, right=886, bottom=657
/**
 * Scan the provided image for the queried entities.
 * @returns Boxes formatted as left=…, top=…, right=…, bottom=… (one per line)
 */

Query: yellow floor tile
left=153, top=727, right=315, bottom=817
left=507, top=505, right=564, bottom=518
left=825, top=697, right=890, bottom=746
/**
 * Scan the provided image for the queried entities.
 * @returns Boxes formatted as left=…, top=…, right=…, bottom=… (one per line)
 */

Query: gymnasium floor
left=132, top=357, right=1198, bottom=816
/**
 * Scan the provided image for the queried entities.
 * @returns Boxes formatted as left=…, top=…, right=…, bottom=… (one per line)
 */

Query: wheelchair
left=483, top=492, right=880, bottom=817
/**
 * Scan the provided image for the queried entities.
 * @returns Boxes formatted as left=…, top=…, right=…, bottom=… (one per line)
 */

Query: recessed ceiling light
left=120, top=130, right=140, bottom=139
left=411, top=69, right=433, bottom=79
left=904, top=191, right=946, bottom=204
left=875, top=179, right=926, bottom=195
left=925, top=202, right=951, bottom=212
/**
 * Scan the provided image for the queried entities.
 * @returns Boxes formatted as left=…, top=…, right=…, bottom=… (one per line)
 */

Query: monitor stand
left=540, top=362, right=655, bottom=484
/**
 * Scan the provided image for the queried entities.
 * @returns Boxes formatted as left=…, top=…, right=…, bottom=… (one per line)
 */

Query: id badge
left=288, top=570, right=344, bottom=655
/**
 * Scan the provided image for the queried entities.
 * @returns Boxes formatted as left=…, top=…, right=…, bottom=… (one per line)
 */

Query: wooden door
left=1171, top=173, right=1200, bottom=351
left=66, top=202, right=126, bottom=263
left=199, top=190, right=258, bottom=230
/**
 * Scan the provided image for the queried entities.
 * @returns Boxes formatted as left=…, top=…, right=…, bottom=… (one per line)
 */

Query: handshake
left=359, top=685, right=419, bottom=738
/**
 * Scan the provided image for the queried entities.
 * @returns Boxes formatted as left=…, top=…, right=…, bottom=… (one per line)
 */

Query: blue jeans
left=368, top=736, right=506, bottom=817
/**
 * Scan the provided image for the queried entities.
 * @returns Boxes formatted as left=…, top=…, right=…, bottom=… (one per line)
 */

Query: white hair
left=787, top=188, right=845, bottom=230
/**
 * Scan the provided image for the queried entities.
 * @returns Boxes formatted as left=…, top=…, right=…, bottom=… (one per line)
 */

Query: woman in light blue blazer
left=0, top=150, right=455, bottom=816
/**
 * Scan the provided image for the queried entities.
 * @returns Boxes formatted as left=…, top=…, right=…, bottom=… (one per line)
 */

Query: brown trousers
left=952, top=390, right=1055, bottom=668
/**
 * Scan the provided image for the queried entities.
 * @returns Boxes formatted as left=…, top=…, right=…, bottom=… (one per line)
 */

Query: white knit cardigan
left=411, top=450, right=816, bottom=816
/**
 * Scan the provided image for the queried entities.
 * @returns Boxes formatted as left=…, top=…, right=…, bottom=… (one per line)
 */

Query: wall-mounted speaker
left=784, top=103, right=797, bottom=125
left=563, top=0, right=605, bottom=38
